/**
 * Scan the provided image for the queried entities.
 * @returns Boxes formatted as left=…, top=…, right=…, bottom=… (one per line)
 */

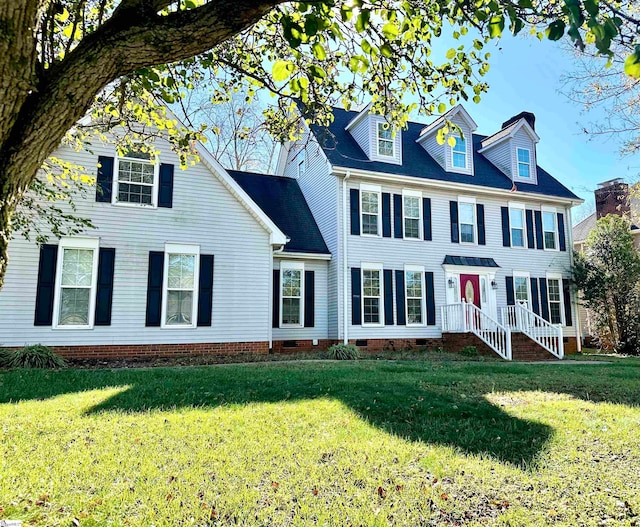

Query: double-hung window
left=509, top=203, right=525, bottom=248
left=281, top=262, right=304, bottom=326
left=162, top=244, right=199, bottom=328
left=542, top=208, right=558, bottom=250
left=362, top=264, right=383, bottom=326
left=517, top=148, right=531, bottom=179
left=546, top=274, right=564, bottom=325
left=377, top=122, right=394, bottom=157
left=53, top=237, right=99, bottom=328
left=403, top=191, right=422, bottom=240
left=513, top=272, right=531, bottom=309
left=297, top=151, right=306, bottom=178
left=360, top=185, right=381, bottom=236
left=114, top=149, right=158, bottom=206
left=405, top=266, right=425, bottom=325
left=459, top=199, right=476, bottom=244
left=452, top=136, right=467, bottom=169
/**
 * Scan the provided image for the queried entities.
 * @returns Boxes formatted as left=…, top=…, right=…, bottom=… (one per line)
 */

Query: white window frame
left=546, top=271, right=565, bottom=325
left=402, top=189, right=423, bottom=241
left=516, top=148, right=532, bottom=179
left=513, top=270, right=532, bottom=310
left=161, top=243, right=200, bottom=329
left=376, top=122, right=395, bottom=158
left=361, top=262, right=384, bottom=327
left=509, top=202, right=526, bottom=248
left=360, top=183, right=382, bottom=237
left=52, top=237, right=100, bottom=330
left=280, top=261, right=305, bottom=328
left=112, top=150, right=160, bottom=208
left=451, top=135, right=467, bottom=169
left=458, top=196, right=477, bottom=245
left=297, top=151, right=306, bottom=178
left=541, top=206, right=559, bottom=251
left=405, top=264, right=426, bottom=326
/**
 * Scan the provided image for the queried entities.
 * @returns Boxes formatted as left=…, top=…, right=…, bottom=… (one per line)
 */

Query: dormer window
left=452, top=137, right=467, bottom=169
left=377, top=122, right=394, bottom=157
left=517, top=148, right=531, bottom=179
left=297, top=151, right=306, bottom=178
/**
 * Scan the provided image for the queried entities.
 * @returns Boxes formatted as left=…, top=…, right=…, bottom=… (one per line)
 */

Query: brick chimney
left=502, top=111, right=536, bottom=131
left=595, top=178, right=630, bottom=219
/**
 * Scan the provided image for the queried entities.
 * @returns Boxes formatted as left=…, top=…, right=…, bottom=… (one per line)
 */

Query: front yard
left=2, top=357, right=640, bottom=526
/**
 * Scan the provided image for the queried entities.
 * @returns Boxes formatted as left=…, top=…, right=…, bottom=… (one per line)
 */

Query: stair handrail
left=464, top=302, right=512, bottom=361
left=514, top=303, right=564, bottom=359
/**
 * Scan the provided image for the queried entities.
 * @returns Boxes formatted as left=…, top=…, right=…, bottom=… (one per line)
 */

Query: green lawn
left=2, top=358, right=640, bottom=526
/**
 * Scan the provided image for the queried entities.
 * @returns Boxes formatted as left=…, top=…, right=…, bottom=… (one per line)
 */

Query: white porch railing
left=500, top=304, right=564, bottom=359
left=441, top=301, right=512, bottom=361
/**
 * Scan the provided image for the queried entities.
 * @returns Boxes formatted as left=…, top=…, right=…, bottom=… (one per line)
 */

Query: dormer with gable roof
left=416, top=105, right=478, bottom=176
left=345, top=103, right=403, bottom=165
left=479, top=112, right=540, bottom=185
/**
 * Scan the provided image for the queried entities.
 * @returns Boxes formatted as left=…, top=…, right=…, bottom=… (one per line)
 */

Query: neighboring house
left=0, top=103, right=583, bottom=360
left=278, top=104, right=583, bottom=358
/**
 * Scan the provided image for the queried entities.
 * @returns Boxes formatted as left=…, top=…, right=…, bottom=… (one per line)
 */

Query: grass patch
left=2, top=359, right=640, bottom=526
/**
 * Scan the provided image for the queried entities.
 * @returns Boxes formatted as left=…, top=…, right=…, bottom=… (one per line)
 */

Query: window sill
left=280, top=324, right=304, bottom=329
left=402, top=236, right=423, bottom=242
left=160, top=324, right=197, bottom=330
left=52, top=325, right=94, bottom=330
left=362, top=323, right=384, bottom=328
left=111, top=202, right=157, bottom=209
left=359, top=233, right=382, bottom=238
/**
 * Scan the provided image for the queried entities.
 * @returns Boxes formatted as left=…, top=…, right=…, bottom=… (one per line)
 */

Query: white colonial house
left=0, top=103, right=582, bottom=360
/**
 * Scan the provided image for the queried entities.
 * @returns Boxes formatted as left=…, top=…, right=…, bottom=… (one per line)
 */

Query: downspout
left=567, top=204, right=582, bottom=352
left=342, top=170, right=351, bottom=344
left=270, top=243, right=286, bottom=351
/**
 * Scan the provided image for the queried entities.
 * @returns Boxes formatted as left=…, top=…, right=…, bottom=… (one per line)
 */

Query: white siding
left=368, top=115, right=402, bottom=165
left=344, top=177, right=576, bottom=340
left=511, top=128, right=538, bottom=184
left=420, top=134, right=446, bottom=170
left=483, top=142, right=513, bottom=178
left=348, top=115, right=371, bottom=159
left=443, top=115, right=474, bottom=176
left=272, top=258, right=329, bottom=340
left=0, top=136, right=274, bottom=347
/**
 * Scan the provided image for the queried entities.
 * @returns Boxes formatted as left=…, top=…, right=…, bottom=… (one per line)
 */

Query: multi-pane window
left=517, top=148, right=531, bottom=179
left=377, top=122, right=394, bottom=157
left=452, top=137, right=467, bottom=168
left=459, top=201, right=475, bottom=243
left=362, top=268, right=382, bottom=325
left=514, top=275, right=530, bottom=306
left=55, top=238, right=99, bottom=327
left=281, top=265, right=303, bottom=326
left=543, top=211, right=557, bottom=250
left=361, top=190, right=380, bottom=236
left=510, top=207, right=525, bottom=247
left=403, top=194, right=421, bottom=239
left=164, top=245, right=199, bottom=327
left=116, top=150, right=156, bottom=205
left=405, top=270, right=424, bottom=325
left=547, top=278, right=563, bottom=324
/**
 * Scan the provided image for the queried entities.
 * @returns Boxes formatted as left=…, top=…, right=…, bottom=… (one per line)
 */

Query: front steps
left=442, top=331, right=559, bottom=361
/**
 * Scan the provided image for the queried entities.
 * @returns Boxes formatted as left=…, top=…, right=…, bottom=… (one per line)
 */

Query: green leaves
left=546, top=20, right=566, bottom=41
left=624, top=48, right=640, bottom=79
left=488, top=15, right=505, bottom=38
left=272, top=60, right=294, bottom=82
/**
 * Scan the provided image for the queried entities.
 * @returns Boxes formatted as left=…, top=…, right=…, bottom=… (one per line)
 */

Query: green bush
left=0, top=344, right=67, bottom=369
left=327, top=343, right=360, bottom=360
left=459, top=345, right=478, bottom=357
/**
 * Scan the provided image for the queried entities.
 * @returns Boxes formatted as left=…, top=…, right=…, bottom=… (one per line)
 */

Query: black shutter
left=558, top=213, right=567, bottom=252
left=526, top=209, right=535, bottom=249
left=382, top=193, right=391, bottom=238
left=304, top=270, right=315, bottom=327
left=425, top=271, right=436, bottom=326
left=158, top=163, right=174, bottom=208
left=530, top=277, right=540, bottom=315
left=197, top=255, right=214, bottom=326
left=393, top=194, right=403, bottom=238
left=272, top=269, right=280, bottom=328
left=501, top=207, right=511, bottom=247
left=477, top=204, right=486, bottom=245
left=145, top=251, right=164, bottom=327
left=96, top=156, right=114, bottom=202
left=539, top=277, right=550, bottom=321
left=450, top=201, right=459, bottom=243
left=384, top=269, right=394, bottom=325
left=94, top=248, right=116, bottom=326
left=34, top=244, right=58, bottom=326
left=563, top=279, right=573, bottom=326
left=395, top=270, right=406, bottom=325
left=534, top=211, right=544, bottom=250
left=351, top=268, right=361, bottom=325
left=350, top=189, right=360, bottom=235
left=505, top=276, right=515, bottom=306
left=423, top=198, right=432, bottom=241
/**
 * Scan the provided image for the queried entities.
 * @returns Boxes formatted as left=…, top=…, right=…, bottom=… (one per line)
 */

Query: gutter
left=342, top=170, right=351, bottom=344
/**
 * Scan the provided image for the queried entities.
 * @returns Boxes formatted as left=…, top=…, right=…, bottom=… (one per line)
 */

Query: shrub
left=0, top=344, right=67, bottom=369
left=327, top=343, right=360, bottom=360
left=459, top=345, right=478, bottom=357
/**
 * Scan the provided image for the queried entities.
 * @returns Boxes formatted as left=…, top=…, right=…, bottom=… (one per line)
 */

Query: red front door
left=460, top=274, right=481, bottom=308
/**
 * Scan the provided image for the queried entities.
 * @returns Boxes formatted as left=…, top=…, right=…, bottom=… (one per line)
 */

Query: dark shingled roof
left=228, top=170, right=330, bottom=255
left=443, top=255, right=500, bottom=268
left=310, top=107, right=580, bottom=201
